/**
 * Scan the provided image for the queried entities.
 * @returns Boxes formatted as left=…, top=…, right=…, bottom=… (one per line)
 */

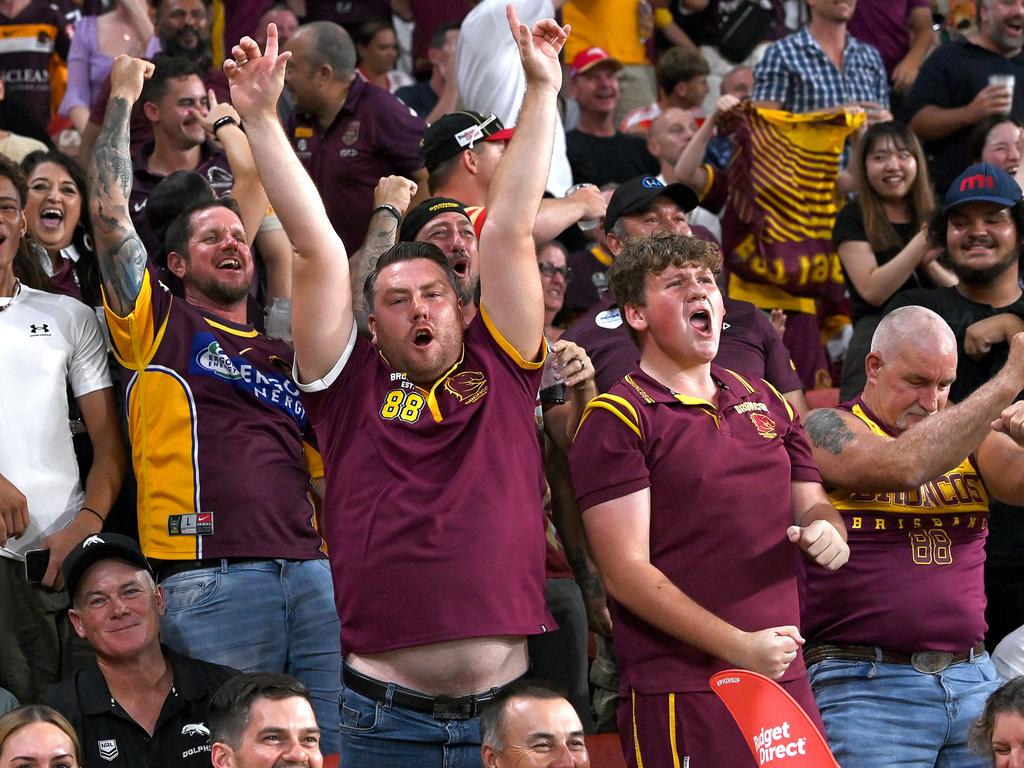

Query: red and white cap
left=569, top=47, right=623, bottom=79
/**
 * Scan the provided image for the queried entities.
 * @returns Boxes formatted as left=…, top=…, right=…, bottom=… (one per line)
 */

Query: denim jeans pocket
left=807, top=658, right=877, bottom=693
left=339, top=686, right=382, bottom=734
left=160, top=569, right=221, bottom=613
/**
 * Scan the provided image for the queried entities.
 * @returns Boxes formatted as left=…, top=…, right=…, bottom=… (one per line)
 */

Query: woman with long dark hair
left=833, top=121, right=957, bottom=398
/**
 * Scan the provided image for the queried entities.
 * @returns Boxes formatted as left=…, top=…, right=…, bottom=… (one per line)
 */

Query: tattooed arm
left=88, top=55, right=154, bottom=318
left=349, top=175, right=417, bottom=324
left=805, top=335, right=1024, bottom=492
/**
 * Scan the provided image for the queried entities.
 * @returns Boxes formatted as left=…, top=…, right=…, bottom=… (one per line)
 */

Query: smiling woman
left=21, top=152, right=102, bottom=308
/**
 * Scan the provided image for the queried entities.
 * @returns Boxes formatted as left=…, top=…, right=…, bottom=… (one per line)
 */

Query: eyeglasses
left=539, top=263, right=572, bottom=280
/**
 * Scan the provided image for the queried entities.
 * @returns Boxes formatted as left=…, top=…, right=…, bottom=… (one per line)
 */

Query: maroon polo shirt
left=289, top=77, right=425, bottom=254
left=1, top=0, right=71, bottom=127
left=298, top=307, right=553, bottom=653
left=129, top=140, right=235, bottom=254
left=570, top=365, right=820, bottom=693
left=804, top=397, right=990, bottom=653
left=561, top=295, right=803, bottom=395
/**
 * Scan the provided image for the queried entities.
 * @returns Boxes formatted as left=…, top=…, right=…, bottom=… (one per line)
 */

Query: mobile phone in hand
left=24, top=548, right=51, bottom=584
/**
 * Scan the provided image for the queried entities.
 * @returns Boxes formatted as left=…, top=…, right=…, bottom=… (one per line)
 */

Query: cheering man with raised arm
left=87, top=54, right=341, bottom=755
left=226, top=10, right=568, bottom=766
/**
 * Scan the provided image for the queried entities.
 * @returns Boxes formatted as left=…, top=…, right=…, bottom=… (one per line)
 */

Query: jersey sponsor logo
left=591, top=272, right=608, bottom=292
left=444, top=370, right=488, bottom=404
left=181, top=722, right=210, bottom=737
left=3, top=68, right=50, bottom=81
left=188, top=334, right=307, bottom=427
left=97, top=739, right=118, bottom=761
left=342, top=120, right=360, bottom=145
left=594, top=308, right=621, bottom=329
left=294, top=126, right=314, bottom=139
left=339, top=148, right=358, bottom=158
left=722, top=321, right=731, bottom=331
left=749, top=412, right=777, bottom=439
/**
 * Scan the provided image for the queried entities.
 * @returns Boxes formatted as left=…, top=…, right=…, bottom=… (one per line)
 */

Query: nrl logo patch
left=98, top=739, right=118, bottom=761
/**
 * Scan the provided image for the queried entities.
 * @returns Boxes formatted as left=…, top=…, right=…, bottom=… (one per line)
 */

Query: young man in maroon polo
left=569, top=233, right=849, bottom=767
left=228, top=11, right=567, bottom=766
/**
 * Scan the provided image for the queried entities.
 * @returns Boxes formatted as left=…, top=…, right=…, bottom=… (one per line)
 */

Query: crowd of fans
left=4, top=0, right=1024, bottom=766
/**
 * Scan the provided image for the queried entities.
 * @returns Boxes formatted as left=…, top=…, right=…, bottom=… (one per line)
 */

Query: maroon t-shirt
left=105, top=265, right=325, bottom=561
left=803, top=397, right=990, bottom=653
left=570, top=365, right=820, bottom=693
left=298, top=308, right=553, bottom=653
left=561, top=295, right=803, bottom=395
left=0, top=0, right=71, bottom=127
left=289, top=77, right=425, bottom=254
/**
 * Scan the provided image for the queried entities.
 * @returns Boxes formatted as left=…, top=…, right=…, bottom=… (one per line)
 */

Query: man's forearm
left=350, top=208, right=399, bottom=317
left=908, top=104, right=972, bottom=142
left=90, top=95, right=147, bottom=315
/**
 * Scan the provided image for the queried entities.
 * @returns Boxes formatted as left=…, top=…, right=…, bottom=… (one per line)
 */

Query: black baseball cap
left=63, top=533, right=154, bottom=601
left=399, top=197, right=472, bottom=242
left=944, top=162, right=1022, bottom=212
left=604, top=175, right=699, bottom=234
left=420, top=111, right=514, bottom=173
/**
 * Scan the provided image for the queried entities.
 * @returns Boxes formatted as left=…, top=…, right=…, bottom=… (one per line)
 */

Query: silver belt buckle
left=911, top=651, right=954, bottom=674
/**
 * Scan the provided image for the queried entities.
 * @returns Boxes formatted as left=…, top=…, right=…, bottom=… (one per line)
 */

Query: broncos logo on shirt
left=445, top=370, right=488, bottom=404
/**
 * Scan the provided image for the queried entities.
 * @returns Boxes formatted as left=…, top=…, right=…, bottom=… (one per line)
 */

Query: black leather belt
left=804, top=641, right=986, bottom=674
left=151, top=557, right=264, bottom=582
left=343, top=665, right=500, bottom=721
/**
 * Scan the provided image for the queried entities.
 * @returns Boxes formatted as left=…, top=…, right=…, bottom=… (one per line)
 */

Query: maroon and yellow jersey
left=804, top=398, right=990, bottom=652
left=570, top=365, right=821, bottom=694
left=299, top=307, right=553, bottom=653
left=104, top=267, right=325, bottom=561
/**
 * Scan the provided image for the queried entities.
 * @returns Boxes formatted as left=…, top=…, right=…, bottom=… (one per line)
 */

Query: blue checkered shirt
left=753, top=27, right=889, bottom=113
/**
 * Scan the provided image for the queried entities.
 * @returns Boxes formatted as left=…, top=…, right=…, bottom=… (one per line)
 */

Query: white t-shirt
left=456, top=0, right=574, bottom=195
left=0, top=285, right=111, bottom=559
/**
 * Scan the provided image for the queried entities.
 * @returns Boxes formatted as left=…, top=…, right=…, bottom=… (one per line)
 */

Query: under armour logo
left=82, top=535, right=104, bottom=548
left=29, top=323, right=49, bottom=334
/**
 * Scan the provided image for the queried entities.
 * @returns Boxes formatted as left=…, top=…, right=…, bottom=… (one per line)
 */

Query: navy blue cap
left=604, top=175, right=699, bottom=234
left=944, top=162, right=1022, bottom=212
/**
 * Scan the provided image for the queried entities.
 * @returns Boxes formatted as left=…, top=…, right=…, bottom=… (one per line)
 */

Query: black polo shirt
left=43, top=646, right=237, bottom=768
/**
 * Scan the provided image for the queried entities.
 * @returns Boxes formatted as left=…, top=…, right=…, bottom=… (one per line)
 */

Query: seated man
left=210, top=672, right=323, bottom=768
left=44, top=534, right=237, bottom=768
left=802, top=306, right=1024, bottom=767
left=569, top=232, right=848, bottom=767
left=479, top=681, right=589, bottom=767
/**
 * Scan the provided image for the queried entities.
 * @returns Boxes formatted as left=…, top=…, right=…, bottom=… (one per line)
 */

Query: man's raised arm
left=225, top=24, right=353, bottom=383
left=478, top=7, right=568, bottom=359
left=89, top=55, right=153, bottom=318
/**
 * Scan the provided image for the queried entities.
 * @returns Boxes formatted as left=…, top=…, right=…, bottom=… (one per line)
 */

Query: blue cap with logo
left=944, top=162, right=1022, bottom=212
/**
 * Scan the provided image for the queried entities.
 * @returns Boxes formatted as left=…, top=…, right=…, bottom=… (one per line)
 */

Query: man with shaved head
left=802, top=305, right=1024, bottom=767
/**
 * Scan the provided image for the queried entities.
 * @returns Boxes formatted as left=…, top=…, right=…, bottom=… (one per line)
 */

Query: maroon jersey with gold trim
left=803, top=397, right=990, bottom=652
left=570, top=365, right=820, bottom=693
left=299, top=307, right=553, bottom=653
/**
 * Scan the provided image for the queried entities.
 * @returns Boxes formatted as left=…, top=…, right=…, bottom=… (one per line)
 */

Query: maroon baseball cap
left=569, top=47, right=623, bottom=79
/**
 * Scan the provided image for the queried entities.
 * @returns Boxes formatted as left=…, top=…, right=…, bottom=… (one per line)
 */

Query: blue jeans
left=808, top=652, right=1001, bottom=768
left=339, top=677, right=485, bottom=768
left=160, top=559, right=341, bottom=755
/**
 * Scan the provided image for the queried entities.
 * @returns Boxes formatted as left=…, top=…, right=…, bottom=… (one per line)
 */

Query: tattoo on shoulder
left=805, top=409, right=856, bottom=455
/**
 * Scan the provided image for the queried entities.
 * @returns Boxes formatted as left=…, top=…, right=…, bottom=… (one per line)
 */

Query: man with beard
left=886, top=161, right=1024, bottom=652
left=904, top=0, right=1024, bottom=193
left=801, top=306, right=1024, bottom=767
left=81, top=0, right=230, bottom=159
left=87, top=54, right=341, bottom=755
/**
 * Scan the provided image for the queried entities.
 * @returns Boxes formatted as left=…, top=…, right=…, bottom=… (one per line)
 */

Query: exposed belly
left=346, top=635, right=528, bottom=695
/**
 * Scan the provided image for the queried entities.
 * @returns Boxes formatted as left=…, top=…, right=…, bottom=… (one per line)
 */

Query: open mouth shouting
left=413, top=327, right=434, bottom=348
left=688, top=307, right=713, bottom=336
left=39, top=207, right=64, bottom=231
